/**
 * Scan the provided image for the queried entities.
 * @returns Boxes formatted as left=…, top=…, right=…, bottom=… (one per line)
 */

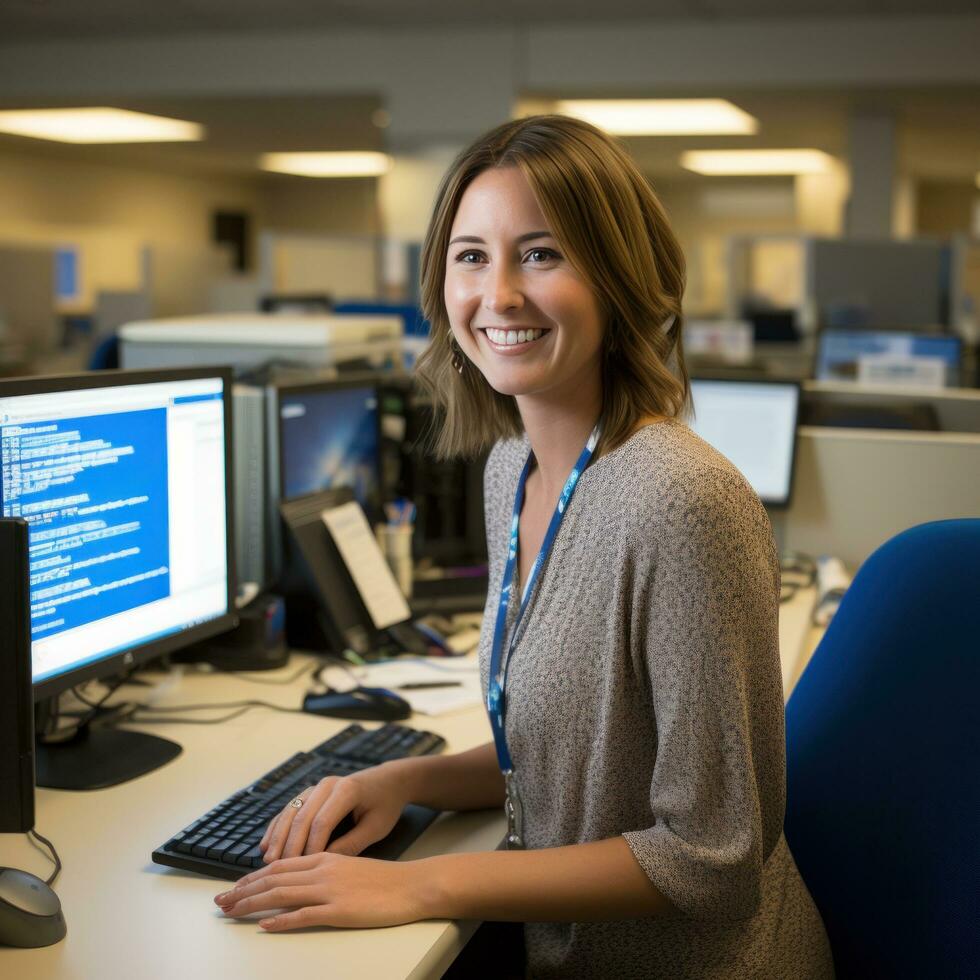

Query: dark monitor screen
left=274, top=381, right=381, bottom=516
left=816, top=330, right=961, bottom=386
left=688, top=379, right=800, bottom=507
left=0, top=368, right=236, bottom=702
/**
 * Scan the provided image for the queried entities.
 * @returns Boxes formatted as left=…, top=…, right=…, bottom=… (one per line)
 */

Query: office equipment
left=231, top=383, right=270, bottom=588
left=816, top=329, right=961, bottom=388
left=269, top=378, right=381, bottom=516
left=260, top=293, right=332, bottom=313
left=0, top=519, right=34, bottom=833
left=688, top=379, right=800, bottom=506
left=279, top=489, right=430, bottom=656
left=302, top=688, right=411, bottom=721
left=0, top=867, right=66, bottom=948
left=0, top=368, right=237, bottom=789
left=152, top=722, right=445, bottom=881
left=118, top=313, right=404, bottom=374
left=179, top=593, right=287, bottom=672
left=785, top=520, right=980, bottom=979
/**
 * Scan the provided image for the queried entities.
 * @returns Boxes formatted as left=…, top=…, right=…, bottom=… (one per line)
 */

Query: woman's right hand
left=259, top=763, right=409, bottom=863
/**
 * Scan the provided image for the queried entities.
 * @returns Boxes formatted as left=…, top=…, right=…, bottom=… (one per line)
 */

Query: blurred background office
left=0, top=2, right=977, bottom=373
left=1, top=2, right=978, bottom=583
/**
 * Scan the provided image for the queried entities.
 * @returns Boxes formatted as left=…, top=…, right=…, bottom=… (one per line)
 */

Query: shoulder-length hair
left=415, top=114, right=687, bottom=460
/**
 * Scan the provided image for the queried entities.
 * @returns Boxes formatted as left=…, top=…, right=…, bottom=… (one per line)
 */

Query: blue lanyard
left=486, top=425, right=600, bottom=774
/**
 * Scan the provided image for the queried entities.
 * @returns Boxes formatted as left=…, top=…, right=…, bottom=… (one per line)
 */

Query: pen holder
left=382, top=524, right=414, bottom=599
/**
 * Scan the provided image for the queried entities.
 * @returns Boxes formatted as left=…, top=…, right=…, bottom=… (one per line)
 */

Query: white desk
left=0, top=660, right=504, bottom=980
left=0, top=588, right=821, bottom=979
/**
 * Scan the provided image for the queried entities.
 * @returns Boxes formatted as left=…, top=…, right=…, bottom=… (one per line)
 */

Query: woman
left=214, top=115, right=833, bottom=978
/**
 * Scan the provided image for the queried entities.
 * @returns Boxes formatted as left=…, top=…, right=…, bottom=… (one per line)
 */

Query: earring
left=449, top=331, right=465, bottom=375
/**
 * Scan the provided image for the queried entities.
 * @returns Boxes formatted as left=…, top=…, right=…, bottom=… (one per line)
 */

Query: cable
left=126, top=698, right=306, bottom=726
left=202, top=659, right=318, bottom=686
left=27, top=829, right=62, bottom=886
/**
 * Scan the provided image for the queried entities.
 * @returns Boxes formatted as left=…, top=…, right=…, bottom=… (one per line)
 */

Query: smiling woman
left=215, top=116, right=832, bottom=980
left=414, top=114, right=687, bottom=462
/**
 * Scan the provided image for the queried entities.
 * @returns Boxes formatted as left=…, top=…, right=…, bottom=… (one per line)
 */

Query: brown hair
left=415, top=114, right=687, bottom=459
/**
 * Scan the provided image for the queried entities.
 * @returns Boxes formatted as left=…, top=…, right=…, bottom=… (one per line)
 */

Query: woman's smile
left=480, top=326, right=551, bottom=353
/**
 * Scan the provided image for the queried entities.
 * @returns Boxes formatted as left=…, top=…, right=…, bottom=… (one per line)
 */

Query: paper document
left=321, top=502, right=411, bottom=630
left=320, top=656, right=483, bottom=716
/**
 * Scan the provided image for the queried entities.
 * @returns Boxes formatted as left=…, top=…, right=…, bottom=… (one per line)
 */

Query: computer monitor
left=688, top=379, right=800, bottom=507
left=268, top=378, right=381, bottom=521
left=0, top=367, right=237, bottom=788
left=816, top=330, right=961, bottom=387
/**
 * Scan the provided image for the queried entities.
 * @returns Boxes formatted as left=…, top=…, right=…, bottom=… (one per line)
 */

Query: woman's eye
left=456, top=250, right=485, bottom=264
left=525, top=248, right=558, bottom=264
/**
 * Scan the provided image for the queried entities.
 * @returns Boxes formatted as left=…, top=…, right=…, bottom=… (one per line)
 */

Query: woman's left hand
left=213, top=852, right=434, bottom=931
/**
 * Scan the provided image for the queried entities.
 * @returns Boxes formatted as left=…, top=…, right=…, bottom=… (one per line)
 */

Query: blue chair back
left=785, top=519, right=980, bottom=979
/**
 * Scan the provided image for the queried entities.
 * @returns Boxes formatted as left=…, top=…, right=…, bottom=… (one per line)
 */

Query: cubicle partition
left=772, top=426, right=980, bottom=568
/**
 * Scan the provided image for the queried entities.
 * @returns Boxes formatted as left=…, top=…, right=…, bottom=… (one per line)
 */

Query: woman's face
left=443, top=166, right=605, bottom=405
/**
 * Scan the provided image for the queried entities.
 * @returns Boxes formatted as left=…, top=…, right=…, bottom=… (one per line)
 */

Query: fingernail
left=259, top=917, right=278, bottom=930
left=215, top=892, right=230, bottom=904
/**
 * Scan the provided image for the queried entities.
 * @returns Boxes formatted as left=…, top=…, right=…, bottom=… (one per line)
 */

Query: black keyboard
left=152, top=723, right=446, bottom=881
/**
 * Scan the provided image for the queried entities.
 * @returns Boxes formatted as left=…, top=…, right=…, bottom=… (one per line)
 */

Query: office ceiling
left=0, top=87, right=977, bottom=184
left=0, top=5, right=977, bottom=184
left=1, top=0, right=979, bottom=39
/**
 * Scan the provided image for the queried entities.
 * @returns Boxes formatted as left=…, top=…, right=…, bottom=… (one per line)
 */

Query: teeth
left=486, top=328, right=545, bottom=346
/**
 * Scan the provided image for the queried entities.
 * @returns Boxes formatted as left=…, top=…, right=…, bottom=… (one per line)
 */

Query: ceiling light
left=260, top=152, right=391, bottom=178
left=556, top=99, right=758, bottom=135
left=0, top=108, right=203, bottom=143
left=681, top=149, right=835, bottom=175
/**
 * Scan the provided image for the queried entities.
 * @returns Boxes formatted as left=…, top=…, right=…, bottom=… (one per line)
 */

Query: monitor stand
left=35, top=727, right=181, bottom=791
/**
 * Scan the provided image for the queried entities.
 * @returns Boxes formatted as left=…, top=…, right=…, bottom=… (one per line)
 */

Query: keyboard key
left=236, top=845, right=265, bottom=868
left=223, top=842, right=251, bottom=864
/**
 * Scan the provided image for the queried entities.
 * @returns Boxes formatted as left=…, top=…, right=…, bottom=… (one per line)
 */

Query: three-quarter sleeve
left=622, top=466, right=785, bottom=921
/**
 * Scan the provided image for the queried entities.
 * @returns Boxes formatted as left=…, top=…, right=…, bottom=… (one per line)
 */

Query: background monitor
left=816, top=330, right=961, bottom=387
left=270, top=379, right=381, bottom=517
left=688, top=379, right=800, bottom=507
left=0, top=367, right=237, bottom=787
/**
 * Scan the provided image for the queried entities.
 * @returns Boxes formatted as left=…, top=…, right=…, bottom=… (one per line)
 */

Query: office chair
left=784, top=519, right=980, bottom=979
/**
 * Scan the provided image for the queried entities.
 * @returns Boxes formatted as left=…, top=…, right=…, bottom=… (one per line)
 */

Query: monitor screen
left=816, top=330, right=961, bottom=387
left=275, top=382, right=380, bottom=515
left=688, top=380, right=800, bottom=507
left=0, top=369, right=235, bottom=699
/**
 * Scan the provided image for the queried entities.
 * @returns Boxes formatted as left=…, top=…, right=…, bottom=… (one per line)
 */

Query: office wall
left=0, top=145, right=261, bottom=311
left=652, top=178, right=799, bottom=316
left=916, top=180, right=979, bottom=237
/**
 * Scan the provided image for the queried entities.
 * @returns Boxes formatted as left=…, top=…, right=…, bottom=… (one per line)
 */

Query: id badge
left=504, top=770, right=525, bottom=850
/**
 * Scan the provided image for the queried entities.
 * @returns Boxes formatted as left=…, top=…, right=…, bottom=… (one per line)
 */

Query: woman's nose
left=482, top=263, right=524, bottom=314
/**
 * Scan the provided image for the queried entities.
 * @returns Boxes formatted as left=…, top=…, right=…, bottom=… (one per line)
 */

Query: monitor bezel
left=0, top=365, right=238, bottom=702
left=688, top=376, right=802, bottom=509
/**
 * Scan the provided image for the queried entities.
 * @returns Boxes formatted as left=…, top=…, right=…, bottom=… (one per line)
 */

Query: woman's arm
left=384, top=740, right=506, bottom=811
left=420, top=835, right=675, bottom=921
left=216, top=835, right=675, bottom=930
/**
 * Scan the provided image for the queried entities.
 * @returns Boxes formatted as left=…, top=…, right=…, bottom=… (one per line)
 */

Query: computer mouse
left=303, top=686, right=411, bottom=722
left=0, top=867, right=67, bottom=948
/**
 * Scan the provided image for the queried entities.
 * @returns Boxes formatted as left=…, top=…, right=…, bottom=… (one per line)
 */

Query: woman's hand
left=214, top=852, right=434, bottom=931
left=260, top=764, right=409, bottom=862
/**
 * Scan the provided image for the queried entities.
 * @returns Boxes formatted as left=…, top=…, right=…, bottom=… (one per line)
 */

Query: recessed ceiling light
left=555, top=99, right=758, bottom=136
left=260, top=151, right=391, bottom=178
left=0, top=108, right=203, bottom=144
left=680, top=149, right=835, bottom=175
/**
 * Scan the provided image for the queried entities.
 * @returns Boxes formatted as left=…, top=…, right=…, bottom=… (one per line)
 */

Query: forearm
left=379, top=740, right=505, bottom=812
left=418, top=836, right=675, bottom=922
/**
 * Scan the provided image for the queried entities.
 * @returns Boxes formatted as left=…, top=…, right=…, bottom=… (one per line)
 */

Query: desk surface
left=0, top=587, right=820, bottom=979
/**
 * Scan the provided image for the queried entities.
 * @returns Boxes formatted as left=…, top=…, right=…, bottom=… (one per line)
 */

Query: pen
left=396, top=681, right=463, bottom=690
